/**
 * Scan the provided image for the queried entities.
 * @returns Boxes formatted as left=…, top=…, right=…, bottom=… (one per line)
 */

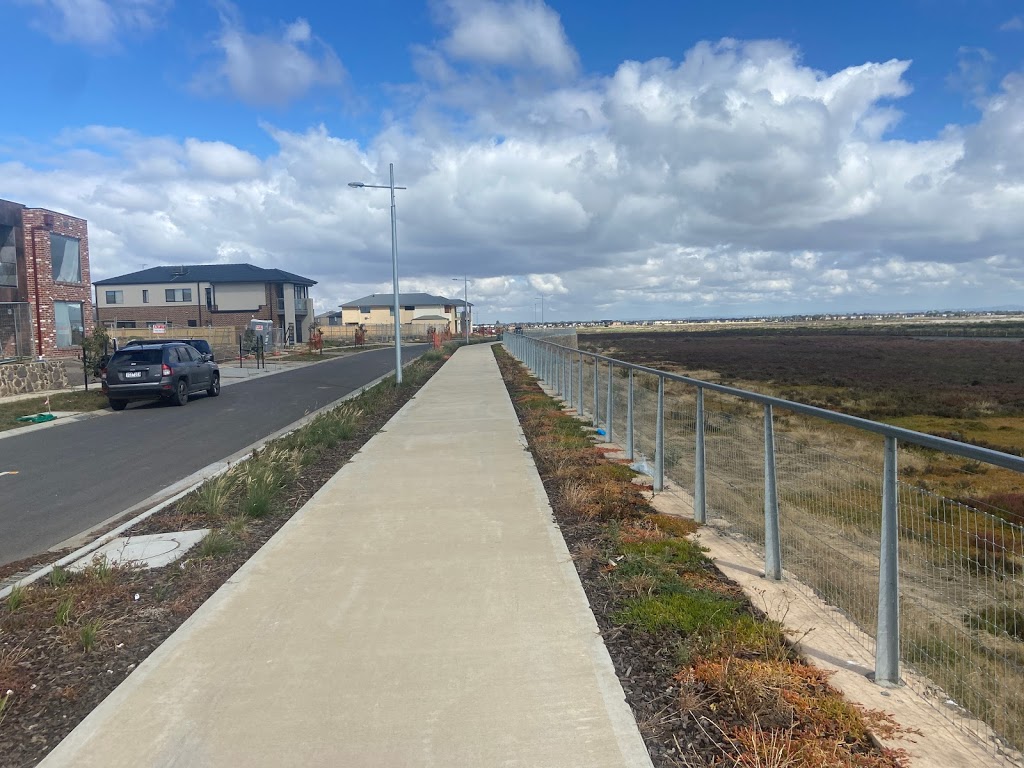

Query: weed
left=79, top=619, right=104, bottom=652
left=84, top=556, right=114, bottom=585
left=572, top=542, right=602, bottom=571
left=560, top=479, right=596, bottom=516
left=55, top=596, right=74, bottom=627
left=0, top=645, right=30, bottom=678
left=5, top=584, right=26, bottom=613
left=621, top=573, right=658, bottom=598
left=48, top=566, right=69, bottom=588
left=197, top=531, right=235, bottom=559
left=727, top=723, right=799, bottom=768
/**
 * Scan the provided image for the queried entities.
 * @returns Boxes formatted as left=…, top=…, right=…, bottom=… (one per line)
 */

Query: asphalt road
left=0, top=345, right=426, bottom=567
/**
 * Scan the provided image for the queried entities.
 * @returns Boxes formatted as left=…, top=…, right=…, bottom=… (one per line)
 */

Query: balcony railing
left=276, top=298, right=310, bottom=314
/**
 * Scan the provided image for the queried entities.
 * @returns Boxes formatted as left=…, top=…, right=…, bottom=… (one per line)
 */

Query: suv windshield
left=110, top=349, right=162, bottom=365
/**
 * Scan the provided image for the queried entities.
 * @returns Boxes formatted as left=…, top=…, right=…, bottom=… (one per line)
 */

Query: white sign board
left=152, top=324, right=166, bottom=334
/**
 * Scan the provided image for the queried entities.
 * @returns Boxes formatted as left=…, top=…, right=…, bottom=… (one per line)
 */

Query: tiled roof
left=94, top=264, right=316, bottom=286
left=341, top=292, right=470, bottom=307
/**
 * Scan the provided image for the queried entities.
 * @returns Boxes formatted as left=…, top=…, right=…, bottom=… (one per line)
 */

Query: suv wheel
left=207, top=373, right=220, bottom=397
left=109, top=399, right=127, bottom=411
left=173, top=379, right=189, bottom=406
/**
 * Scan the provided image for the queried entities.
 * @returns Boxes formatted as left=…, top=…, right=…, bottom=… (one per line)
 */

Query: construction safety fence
left=316, top=322, right=452, bottom=345
left=505, top=329, right=1024, bottom=760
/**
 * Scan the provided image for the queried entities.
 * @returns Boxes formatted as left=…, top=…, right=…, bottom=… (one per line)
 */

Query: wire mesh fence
left=504, top=331, right=1024, bottom=759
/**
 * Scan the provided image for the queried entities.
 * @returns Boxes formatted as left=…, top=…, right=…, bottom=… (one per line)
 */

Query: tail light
left=161, top=364, right=172, bottom=377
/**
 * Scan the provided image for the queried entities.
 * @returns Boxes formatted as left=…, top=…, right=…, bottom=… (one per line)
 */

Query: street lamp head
left=347, top=182, right=365, bottom=188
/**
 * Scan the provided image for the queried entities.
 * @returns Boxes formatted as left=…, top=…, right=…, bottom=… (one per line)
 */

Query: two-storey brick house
left=0, top=198, right=92, bottom=358
left=94, top=264, right=316, bottom=343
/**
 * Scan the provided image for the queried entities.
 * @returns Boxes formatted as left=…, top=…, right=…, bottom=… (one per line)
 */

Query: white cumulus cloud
left=3, top=35, right=1024, bottom=321
left=195, top=2, right=345, bottom=107
left=437, top=0, right=579, bottom=78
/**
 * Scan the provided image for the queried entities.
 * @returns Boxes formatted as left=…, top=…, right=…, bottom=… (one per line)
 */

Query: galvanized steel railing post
left=763, top=404, right=782, bottom=580
left=577, top=351, right=584, bottom=417
left=626, top=368, right=634, bottom=460
left=565, top=350, right=572, bottom=407
left=605, top=361, right=614, bottom=442
left=695, top=387, right=706, bottom=524
left=593, top=358, right=600, bottom=427
left=556, top=347, right=563, bottom=397
left=876, top=436, right=901, bottom=686
left=654, top=376, right=665, bottom=492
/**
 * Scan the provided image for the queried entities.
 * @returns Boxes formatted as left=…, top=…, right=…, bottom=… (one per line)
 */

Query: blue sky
left=1, top=0, right=1023, bottom=321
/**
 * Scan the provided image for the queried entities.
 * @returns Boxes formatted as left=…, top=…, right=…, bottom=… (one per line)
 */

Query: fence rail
left=505, top=329, right=1024, bottom=758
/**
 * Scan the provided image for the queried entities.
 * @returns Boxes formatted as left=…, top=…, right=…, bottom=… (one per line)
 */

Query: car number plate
left=123, top=371, right=143, bottom=379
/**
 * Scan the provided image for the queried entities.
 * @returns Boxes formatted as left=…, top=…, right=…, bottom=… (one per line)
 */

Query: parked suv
left=102, top=342, right=220, bottom=410
left=124, top=337, right=215, bottom=361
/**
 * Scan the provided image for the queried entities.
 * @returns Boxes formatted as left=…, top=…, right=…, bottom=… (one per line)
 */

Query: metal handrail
left=502, top=328, right=1024, bottom=722
left=517, top=333, right=1024, bottom=473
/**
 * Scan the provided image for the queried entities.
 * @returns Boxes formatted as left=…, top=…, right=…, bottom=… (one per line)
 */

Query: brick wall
left=22, top=208, right=92, bottom=358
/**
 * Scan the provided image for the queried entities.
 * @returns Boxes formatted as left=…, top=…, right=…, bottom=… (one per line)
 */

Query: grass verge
left=0, top=390, right=109, bottom=433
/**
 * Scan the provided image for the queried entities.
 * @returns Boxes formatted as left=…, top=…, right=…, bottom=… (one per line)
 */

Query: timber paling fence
left=505, top=329, right=1024, bottom=760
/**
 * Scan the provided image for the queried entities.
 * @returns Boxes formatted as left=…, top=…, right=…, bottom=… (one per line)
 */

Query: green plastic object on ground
left=16, top=413, right=56, bottom=424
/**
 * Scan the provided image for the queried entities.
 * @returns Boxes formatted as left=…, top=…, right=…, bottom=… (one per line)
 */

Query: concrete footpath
left=40, top=344, right=653, bottom=768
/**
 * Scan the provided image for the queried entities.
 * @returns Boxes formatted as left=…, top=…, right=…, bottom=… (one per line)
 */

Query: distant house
left=315, top=310, right=342, bottom=327
left=94, top=264, right=316, bottom=342
left=339, top=293, right=472, bottom=334
left=0, top=198, right=92, bottom=358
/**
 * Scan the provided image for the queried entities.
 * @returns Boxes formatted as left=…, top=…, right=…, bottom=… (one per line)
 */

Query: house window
left=187, top=319, right=197, bottom=327
left=116, top=321, right=137, bottom=328
left=404, top=306, right=414, bottom=311
left=0, top=225, right=16, bottom=288
left=142, top=290, right=149, bottom=303
left=105, top=290, right=123, bottom=305
left=165, top=288, right=192, bottom=302
left=50, top=234, right=82, bottom=283
left=205, top=287, right=213, bottom=309
left=54, top=301, right=84, bottom=348
left=359, top=306, right=371, bottom=314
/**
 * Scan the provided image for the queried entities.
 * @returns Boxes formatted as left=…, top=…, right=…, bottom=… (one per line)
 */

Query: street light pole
left=537, top=295, right=548, bottom=324
left=452, top=275, right=469, bottom=344
left=348, top=164, right=407, bottom=384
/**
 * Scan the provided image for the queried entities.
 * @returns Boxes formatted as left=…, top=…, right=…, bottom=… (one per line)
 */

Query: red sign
left=152, top=324, right=166, bottom=334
